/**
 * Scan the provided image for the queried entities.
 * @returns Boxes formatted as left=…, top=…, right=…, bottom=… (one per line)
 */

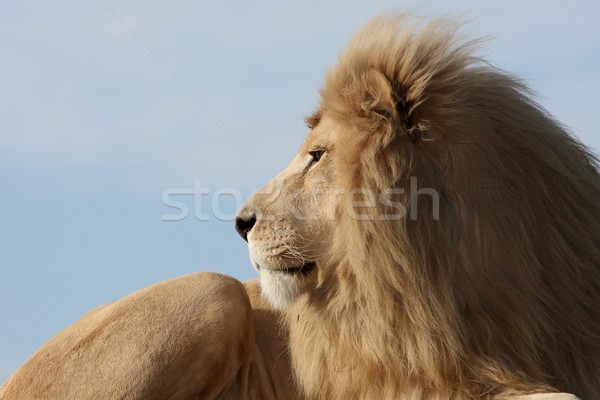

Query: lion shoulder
left=2, top=272, right=255, bottom=399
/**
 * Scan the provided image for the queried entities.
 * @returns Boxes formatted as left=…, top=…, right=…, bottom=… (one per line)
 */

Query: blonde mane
left=287, top=15, right=600, bottom=399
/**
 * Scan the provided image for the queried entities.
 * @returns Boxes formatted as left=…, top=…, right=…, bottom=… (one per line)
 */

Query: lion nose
left=235, top=213, right=256, bottom=242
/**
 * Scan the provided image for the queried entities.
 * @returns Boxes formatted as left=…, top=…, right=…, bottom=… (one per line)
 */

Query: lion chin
left=249, top=249, right=313, bottom=310
left=257, top=268, right=308, bottom=310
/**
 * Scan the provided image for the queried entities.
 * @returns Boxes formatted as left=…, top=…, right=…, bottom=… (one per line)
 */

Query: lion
left=2, top=14, right=598, bottom=400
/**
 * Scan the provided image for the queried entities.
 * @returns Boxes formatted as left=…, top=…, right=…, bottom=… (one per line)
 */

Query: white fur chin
left=260, top=270, right=307, bottom=310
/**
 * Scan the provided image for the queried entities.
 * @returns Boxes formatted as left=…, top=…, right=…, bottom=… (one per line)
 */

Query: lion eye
left=309, top=150, right=323, bottom=164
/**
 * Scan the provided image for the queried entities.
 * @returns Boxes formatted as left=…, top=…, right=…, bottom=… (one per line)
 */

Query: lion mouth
left=258, top=261, right=316, bottom=275
left=282, top=262, right=316, bottom=275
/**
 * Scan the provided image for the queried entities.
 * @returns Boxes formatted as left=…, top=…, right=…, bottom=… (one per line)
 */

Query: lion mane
left=286, top=15, right=600, bottom=400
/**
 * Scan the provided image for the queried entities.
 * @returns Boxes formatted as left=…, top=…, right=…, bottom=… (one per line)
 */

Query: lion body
left=0, top=274, right=582, bottom=400
left=4, top=14, right=599, bottom=400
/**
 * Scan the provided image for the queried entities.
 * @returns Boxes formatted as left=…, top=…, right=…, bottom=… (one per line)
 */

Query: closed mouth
left=281, top=261, right=316, bottom=275
left=257, top=261, right=316, bottom=275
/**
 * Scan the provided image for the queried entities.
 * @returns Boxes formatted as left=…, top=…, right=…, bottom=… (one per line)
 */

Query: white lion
left=4, top=14, right=597, bottom=400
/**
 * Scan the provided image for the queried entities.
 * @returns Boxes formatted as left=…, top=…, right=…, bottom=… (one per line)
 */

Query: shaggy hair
left=287, top=15, right=600, bottom=399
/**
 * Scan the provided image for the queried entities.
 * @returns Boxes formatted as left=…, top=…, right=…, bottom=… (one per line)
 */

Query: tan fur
left=1, top=273, right=302, bottom=400
left=2, top=14, right=596, bottom=400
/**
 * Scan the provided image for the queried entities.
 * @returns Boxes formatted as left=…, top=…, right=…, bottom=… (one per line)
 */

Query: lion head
left=236, top=15, right=600, bottom=399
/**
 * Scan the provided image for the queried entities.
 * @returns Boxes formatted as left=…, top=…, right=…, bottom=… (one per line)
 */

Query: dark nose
left=235, top=213, right=256, bottom=242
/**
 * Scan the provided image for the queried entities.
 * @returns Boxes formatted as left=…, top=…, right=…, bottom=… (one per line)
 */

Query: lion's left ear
left=361, top=69, right=397, bottom=121
left=361, top=69, right=425, bottom=143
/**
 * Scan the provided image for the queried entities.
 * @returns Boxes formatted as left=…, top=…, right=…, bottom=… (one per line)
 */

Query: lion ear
left=361, top=69, right=425, bottom=143
left=362, top=69, right=397, bottom=121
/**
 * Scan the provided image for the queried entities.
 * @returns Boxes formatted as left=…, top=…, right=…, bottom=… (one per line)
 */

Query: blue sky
left=1, top=0, right=598, bottom=382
